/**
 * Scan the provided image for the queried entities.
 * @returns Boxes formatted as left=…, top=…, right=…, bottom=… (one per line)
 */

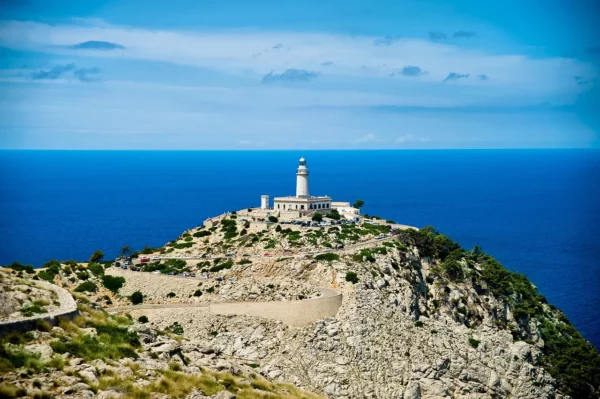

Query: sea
left=1, top=149, right=599, bottom=348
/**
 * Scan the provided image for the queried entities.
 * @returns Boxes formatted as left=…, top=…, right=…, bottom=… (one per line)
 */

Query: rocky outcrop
left=0, top=268, right=78, bottom=334
left=127, top=247, right=561, bottom=399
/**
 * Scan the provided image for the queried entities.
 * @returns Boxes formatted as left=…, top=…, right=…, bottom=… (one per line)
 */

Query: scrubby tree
left=345, top=271, right=359, bottom=284
left=312, top=213, right=323, bottom=222
left=130, top=291, right=144, bottom=305
left=102, top=275, right=125, bottom=293
left=326, top=209, right=341, bottom=220
left=353, top=199, right=364, bottom=209
left=268, top=216, right=278, bottom=223
left=89, top=250, right=104, bottom=264
left=119, top=246, right=133, bottom=258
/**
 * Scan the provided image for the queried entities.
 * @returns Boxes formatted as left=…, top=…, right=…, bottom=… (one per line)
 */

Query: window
left=301, top=205, right=304, bottom=210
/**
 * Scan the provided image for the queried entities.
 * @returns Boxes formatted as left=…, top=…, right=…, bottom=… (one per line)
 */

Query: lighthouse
left=296, top=157, right=309, bottom=198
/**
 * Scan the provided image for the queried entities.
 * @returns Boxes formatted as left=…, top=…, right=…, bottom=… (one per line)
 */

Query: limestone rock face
left=132, top=246, right=560, bottom=399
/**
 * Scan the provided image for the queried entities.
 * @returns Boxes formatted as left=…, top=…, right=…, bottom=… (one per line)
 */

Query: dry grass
left=91, top=368, right=323, bottom=399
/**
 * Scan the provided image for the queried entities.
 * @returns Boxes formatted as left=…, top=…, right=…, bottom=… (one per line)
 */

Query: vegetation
left=209, top=260, right=233, bottom=273
left=352, top=199, right=364, bottom=209
left=193, top=230, right=211, bottom=238
left=326, top=209, right=341, bottom=220
left=90, top=369, right=322, bottom=399
left=50, top=307, right=141, bottom=361
left=20, top=303, right=48, bottom=317
left=268, top=216, right=278, bottom=223
left=89, top=250, right=105, bottom=264
left=345, top=271, right=359, bottom=284
left=138, top=315, right=149, bottom=323
left=468, top=338, right=480, bottom=349
left=102, top=275, right=125, bottom=293
left=166, top=321, right=184, bottom=335
left=314, top=253, right=339, bottom=262
left=130, top=291, right=144, bottom=305
left=167, top=292, right=176, bottom=298
left=74, top=281, right=98, bottom=293
left=6, top=261, right=35, bottom=274
left=88, top=263, right=105, bottom=276
left=193, top=290, right=203, bottom=297
left=398, top=225, right=600, bottom=398
left=311, top=213, right=323, bottom=222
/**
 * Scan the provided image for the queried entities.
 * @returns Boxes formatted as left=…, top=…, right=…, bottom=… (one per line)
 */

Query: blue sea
left=1, top=150, right=599, bottom=348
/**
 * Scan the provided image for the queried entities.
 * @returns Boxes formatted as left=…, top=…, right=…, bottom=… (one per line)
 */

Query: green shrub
left=138, top=315, right=149, bottom=323
left=76, top=271, right=89, bottom=280
left=268, top=216, right=278, bottom=223
left=7, top=261, right=35, bottom=274
left=193, top=230, right=211, bottom=238
left=414, top=321, right=424, bottom=327
left=209, top=260, right=233, bottom=273
left=345, top=271, right=359, bottom=284
left=238, top=259, right=252, bottom=265
left=89, top=250, right=104, bottom=263
left=468, top=338, right=480, bottom=348
left=130, top=291, right=144, bottom=305
left=326, top=209, right=341, bottom=220
left=37, top=270, right=56, bottom=282
left=166, top=322, right=184, bottom=335
left=173, top=242, right=193, bottom=249
left=74, top=281, right=98, bottom=293
left=312, top=213, right=323, bottom=222
left=184, top=236, right=193, bottom=242
left=35, top=319, right=53, bottom=332
left=88, top=263, right=105, bottom=276
left=102, top=275, right=125, bottom=293
left=167, top=292, right=176, bottom=298
left=20, top=303, right=47, bottom=317
left=193, top=290, right=203, bottom=297
left=314, top=253, right=339, bottom=262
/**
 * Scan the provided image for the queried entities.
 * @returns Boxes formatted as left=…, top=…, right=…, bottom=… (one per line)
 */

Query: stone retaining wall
left=209, top=287, right=342, bottom=327
left=0, top=280, right=78, bottom=335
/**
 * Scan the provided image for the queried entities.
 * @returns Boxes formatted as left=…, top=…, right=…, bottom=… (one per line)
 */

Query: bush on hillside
left=7, top=262, right=35, bottom=274
left=311, top=213, right=323, bottom=222
left=314, top=253, right=339, bottom=262
left=326, top=209, right=341, bottom=220
left=130, top=291, right=144, bottom=305
left=138, top=315, right=149, bottom=323
left=268, top=216, right=278, bottom=223
left=102, top=275, right=125, bottom=293
left=74, top=281, right=98, bottom=293
left=193, top=230, right=211, bottom=238
left=89, top=250, right=104, bottom=263
left=88, top=263, right=105, bottom=276
left=345, top=271, right=359, bottom=284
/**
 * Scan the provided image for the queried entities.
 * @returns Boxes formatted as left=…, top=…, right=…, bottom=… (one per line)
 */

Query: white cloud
left=0, top=19, right=596, bottom=91
left=354, top=133, right=376, bottom=144
left=396, top=134, right=430, bottom=143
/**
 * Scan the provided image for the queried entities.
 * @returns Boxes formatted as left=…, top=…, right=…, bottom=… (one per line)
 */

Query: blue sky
left=0, top=0, right=598, bottom=149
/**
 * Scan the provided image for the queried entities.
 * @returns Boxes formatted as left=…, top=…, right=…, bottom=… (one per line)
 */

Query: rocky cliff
left=2, top=213, right=599, bottom=399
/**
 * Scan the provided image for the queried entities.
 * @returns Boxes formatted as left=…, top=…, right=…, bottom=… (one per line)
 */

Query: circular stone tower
left=296, top=157, right=310, bottom=198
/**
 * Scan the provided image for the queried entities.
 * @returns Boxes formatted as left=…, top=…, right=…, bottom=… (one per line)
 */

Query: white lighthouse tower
left=296, top=157, right=309, bottom=198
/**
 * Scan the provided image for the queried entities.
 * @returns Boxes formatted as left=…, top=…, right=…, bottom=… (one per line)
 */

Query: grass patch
left=314, top=253, right=339, bottom=262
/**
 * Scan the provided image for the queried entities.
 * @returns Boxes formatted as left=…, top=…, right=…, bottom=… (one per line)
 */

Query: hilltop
left=2, top=210, right=600, bottom=399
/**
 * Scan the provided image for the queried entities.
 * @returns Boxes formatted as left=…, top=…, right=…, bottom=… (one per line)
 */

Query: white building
left=272, top=157, right=332, bottom=214
left=332, top=202, right=361, bottom=222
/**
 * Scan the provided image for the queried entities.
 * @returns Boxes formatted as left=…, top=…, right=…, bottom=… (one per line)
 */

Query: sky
left=0, top=0, right=599, bottom=149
